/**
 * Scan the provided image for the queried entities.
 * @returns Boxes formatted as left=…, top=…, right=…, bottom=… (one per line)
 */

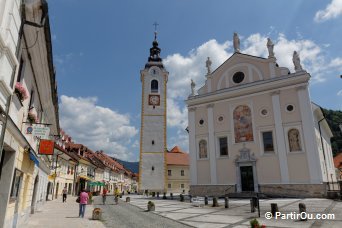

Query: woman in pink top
left=79, top=189, right=89, bottom=218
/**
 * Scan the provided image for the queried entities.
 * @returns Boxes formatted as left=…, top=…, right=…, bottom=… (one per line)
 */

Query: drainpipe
left=73, top=161, right=79, bottom=196
left=318, top=115, right=331, bottom=191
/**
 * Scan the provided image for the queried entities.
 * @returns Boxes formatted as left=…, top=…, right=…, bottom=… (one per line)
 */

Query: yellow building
left=166, top=146, right=190, bottom=193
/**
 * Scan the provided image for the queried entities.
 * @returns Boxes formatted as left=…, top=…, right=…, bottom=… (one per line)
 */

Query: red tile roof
left=166, top=146, right=189, bottom=166
left=333, top=153, right=342, bottom=168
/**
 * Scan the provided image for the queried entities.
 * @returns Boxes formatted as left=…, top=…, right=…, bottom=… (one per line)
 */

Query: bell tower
left=139, top=27, right=168, bottom=193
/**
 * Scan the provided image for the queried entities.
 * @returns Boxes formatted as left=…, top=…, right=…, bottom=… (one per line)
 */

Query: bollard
left=147, top=201, right=155, bottom=211
left=163, top=192, right=167, bottom=199
left=271, top=203, right=278, bottom=217
left=92, top=208, right=102, bottom=220
left=299, top=203, right=307, bottom=221
left=180, top=194, right=184, bottom=202
left=170, top=193, right=173, bottom=200
left=114, top=196, right=119, bottom=204
left=189, top=195, right=192, bottom=203
left=157, top=192, right=160, bottom=198
left=224, top=197, right=229, bottom=208
left=250, top=199, right=255, bottom=213
left=204, top=196, right=208, bottom=205
left=212, top=197, right=219, bottom=207
left=126, top=197, right=130, bottom=203
left=152, top=192, right=155, bottom=197
left=122, top=191, right=125, bottom=196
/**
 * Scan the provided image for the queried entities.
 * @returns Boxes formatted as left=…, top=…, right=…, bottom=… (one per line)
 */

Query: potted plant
left=249, top=219, right=266, bottom=228
left=14, top=82, right=28, bottom=101
left=147, top=201, right=155, bottom=211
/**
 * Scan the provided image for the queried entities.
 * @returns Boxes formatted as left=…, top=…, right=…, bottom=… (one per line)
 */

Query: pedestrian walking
left=62, top=187, right=67, bottom=203
left=102, top=188, right=108, bottom=205
left=78, top=189, right=89, bottom=218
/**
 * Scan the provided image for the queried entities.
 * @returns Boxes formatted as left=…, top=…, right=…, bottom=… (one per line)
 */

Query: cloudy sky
left=49, top=0, right=342, bottom=161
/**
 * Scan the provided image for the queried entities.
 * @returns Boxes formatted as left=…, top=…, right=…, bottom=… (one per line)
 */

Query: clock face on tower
left=149, top=94, right=160, bottom=106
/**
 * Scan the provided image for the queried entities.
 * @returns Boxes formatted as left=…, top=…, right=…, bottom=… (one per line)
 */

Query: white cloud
left=338, top=90, right=342, bottom=96
left=59, top=95, right=138, bottom=161
left=163, top=32, right=342, bottom=149
left=314, top=0, right=342, bottom=22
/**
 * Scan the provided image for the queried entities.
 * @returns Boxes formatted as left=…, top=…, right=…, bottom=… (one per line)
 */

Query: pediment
left=201, top=53, right=290, bottom=94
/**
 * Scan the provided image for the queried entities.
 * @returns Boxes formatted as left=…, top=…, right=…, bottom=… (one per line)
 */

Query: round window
left=218, top=116, right=224, bottom=122
left=286, top=105, right=294, bottom=112
left=199, top=119, right=204, bottom=125
left=232, top=72, right=245, bottom=84
left=261, top=109, right=268, bottom=116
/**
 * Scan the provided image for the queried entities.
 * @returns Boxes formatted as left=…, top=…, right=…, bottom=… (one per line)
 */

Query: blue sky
left=48, top=0, right=342, bottom=161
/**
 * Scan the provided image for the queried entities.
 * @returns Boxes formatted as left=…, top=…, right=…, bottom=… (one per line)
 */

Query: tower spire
left=146, top=22, right=163, bottom=68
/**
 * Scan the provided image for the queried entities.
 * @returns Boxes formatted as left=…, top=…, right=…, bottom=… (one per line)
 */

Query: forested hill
left=112, top=157, right=139, bottom=173
left=323, top=108, right=342, bottom=156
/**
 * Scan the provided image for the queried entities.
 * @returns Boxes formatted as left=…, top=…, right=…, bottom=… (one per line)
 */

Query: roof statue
left=190, top=79, right=196, bottom=96
left=233, top=32, right=240, bottom=53
left=292, top=51, right=303, bottom=72
left=267, top=38, right=275, bottom=58
left=206, top=57, right=212, bottom=75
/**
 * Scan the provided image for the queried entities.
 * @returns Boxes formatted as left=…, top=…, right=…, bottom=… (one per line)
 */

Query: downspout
left=73, top=161, right=79, bottom=196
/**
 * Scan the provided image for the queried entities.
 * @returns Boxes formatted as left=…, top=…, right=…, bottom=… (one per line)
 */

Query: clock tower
left=139, top=30, right=168, bottom=193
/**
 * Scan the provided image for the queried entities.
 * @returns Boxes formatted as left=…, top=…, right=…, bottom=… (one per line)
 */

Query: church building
left=138, top=30, right=168, bottom=193
left=186, top=33, right=337, bottom=197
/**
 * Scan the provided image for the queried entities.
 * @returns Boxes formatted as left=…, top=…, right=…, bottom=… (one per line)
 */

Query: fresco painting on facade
left=233, top=105, right=254, bottom=143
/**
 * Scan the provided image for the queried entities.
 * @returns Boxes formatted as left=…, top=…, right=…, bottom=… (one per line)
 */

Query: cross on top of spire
left=153, top=22, right=159, bottom=40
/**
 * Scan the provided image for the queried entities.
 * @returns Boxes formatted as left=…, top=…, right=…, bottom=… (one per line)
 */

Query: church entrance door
left=240, top=166, right=254, bottom=192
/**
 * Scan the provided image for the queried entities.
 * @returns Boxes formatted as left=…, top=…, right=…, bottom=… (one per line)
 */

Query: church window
left=233, top=105, right=254, bottom=143
left=152, top=166, right=155, bottom=171
left=286, top=104, right=294, bottom=112
left=181, top=184, right=184, bottom=189
left=152, top=140, right=155, bottom=145
left=151, top=80, right=158, bottom=93
left=181, top=170, right=184, bottom=176
left=219, top=137, right=228, bottom=156
left=262, top=131, right=274, bottom=153
left=168, top=170, right=171, bottom=176
left=218, top=116, right=224, bottom=122
left=199, top=119, right=204, bottom=125
left=168, top=183, right=171, bottom=188
left=260, top=109, right=268, bottom=117
left=199, top=140, right=208, bottom=159
left=288, top=129, right=301, bottom=152
left=232, top=71, right=245, bottom=84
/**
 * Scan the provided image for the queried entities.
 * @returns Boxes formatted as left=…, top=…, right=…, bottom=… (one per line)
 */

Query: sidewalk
left=25, top=196, right=105, bottom=228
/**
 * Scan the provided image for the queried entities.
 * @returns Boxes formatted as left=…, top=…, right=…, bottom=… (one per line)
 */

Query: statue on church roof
left=190, top=79, right=196, bottom=96
left=292, top=51, right=303, bottom=72
left=267, top=38, right=275, bottom=58
left=206, top=57, right=212, bottom=75
left=233, top=32, right=240, bottom=53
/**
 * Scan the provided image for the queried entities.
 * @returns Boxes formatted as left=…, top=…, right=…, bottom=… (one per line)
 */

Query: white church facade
left=186, top=33, right=337, bottom=197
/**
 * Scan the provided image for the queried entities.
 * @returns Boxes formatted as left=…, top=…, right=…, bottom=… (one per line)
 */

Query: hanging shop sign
left=32, top=125, right=50, bottom=139
left=39, top=139, right=54, bottom=155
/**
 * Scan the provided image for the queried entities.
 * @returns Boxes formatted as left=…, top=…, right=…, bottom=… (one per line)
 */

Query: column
left=297, top=86, right=322, bottom=183
left=271, top=91, right=289, bottom=183
left=207, top=104, right=217, bottom=184
left=188, top=107, right=197, bottom=185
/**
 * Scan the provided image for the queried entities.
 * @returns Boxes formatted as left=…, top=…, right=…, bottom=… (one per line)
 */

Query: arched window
left=233, top=105, right=254, bottom=143
left=199, top=140, right=207, bottom=159
left=288, top=129, right=301, bottom=152
left=151, top=80, right=158, bottom=93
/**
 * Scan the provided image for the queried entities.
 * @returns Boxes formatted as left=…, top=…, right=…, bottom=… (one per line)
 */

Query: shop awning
left=88, top=181, right=105, bottom=186
left=29, top=151, right=39, bottom=166
left=79, top=175, right=92, bottom=181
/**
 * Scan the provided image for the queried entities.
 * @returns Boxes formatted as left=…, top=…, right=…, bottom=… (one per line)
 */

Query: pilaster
left=207, top=103, right=217, bottom=184
left=188, top=107, right=197, bottom=185
left=271, top=90, right=289, bottom=183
